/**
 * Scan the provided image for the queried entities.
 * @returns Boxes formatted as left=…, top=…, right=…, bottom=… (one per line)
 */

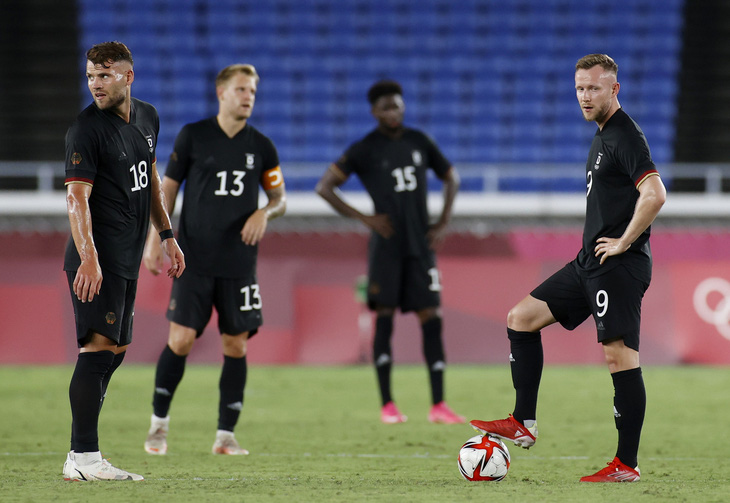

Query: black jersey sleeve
left=64, top=119, right=100, bottom=185
left=334, top=141, right=364, bottom=177
left=421, top=133, right=452, bottom=179
left=261, top=134, right=280, bottom=171
left=164, top=124, right=193, bottom=183
left=616, top=132, right=657, bottom=187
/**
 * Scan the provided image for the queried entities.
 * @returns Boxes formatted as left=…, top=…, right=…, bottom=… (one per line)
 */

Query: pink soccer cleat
left=381, top=401, right=407, bottom=424
left=428, top=402, right=466, bottom=424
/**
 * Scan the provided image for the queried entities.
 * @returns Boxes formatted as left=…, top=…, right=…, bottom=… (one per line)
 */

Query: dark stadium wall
left=0, top=0, right=80, bottom=162
left=2, top=230, right=730, bottom=366
left=674, top=0, right=730, bottom=165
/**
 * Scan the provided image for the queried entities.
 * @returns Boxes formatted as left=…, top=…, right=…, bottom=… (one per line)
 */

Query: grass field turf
left=0, top=364, right=728, bottom=502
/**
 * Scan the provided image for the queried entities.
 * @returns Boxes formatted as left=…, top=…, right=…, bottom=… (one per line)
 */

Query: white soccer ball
left=457, top=434, right=511, bottom=481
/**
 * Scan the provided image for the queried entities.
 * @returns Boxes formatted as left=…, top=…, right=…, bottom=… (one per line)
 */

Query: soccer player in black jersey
left=471, top=54, right=666, bottom=482
left=142, top=64, right=286, bottom=456
left=62, top=41, right=185, bottom=482
left=317, top=80, right=464, bottom=424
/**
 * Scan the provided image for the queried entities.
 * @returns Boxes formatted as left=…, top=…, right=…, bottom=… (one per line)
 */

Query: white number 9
left=596, top=289, right=609, bottom=318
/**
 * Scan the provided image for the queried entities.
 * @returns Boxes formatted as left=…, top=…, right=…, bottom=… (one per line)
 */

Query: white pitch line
left=1, top=451, right=706, bottom=462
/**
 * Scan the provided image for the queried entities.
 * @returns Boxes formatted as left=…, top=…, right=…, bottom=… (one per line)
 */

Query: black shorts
left=530, top=261, right=649, bottom=351
left=166, top=270, right=262, bottom=337
left=66, top=270, right=137, bottom=347
left=367, top=247, right=441, bottom=313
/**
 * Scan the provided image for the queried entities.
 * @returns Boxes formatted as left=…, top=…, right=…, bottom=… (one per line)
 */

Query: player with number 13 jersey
left=165, top=116, right=281, bottom=277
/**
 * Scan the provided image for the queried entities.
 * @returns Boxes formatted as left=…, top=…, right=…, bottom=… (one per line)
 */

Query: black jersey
left=335, top=127, right=451, bottom=257
left=577, top=108, right=659, bottom=281
left=64, top=98, right=159, bottom=279
left=165, top=118, right=280, bottom=277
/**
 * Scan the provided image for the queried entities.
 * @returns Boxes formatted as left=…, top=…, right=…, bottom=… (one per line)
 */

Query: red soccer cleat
left=469, top=414, right=537, bottom=449
left=580, top=457, right=640, bottom=482
left=428, top=402, right=466, bottom=424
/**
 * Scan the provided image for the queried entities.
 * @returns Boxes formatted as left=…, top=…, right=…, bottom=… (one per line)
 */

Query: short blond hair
left=575, top=54, right=618, bottom=75
left=215, top=64, right=259, bottom=88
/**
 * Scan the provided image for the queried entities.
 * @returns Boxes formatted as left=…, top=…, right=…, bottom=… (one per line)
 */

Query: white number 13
left=240, top=284, right=262, bottom=311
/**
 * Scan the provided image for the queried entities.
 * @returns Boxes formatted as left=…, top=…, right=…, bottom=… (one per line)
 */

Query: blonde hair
left=575, top=54, right=618, bottom=75
left=215, top=64, right=259, bottom=88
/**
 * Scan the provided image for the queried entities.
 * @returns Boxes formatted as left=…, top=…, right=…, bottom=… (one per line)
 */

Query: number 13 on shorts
left=240, top=284, right=262, bottom=311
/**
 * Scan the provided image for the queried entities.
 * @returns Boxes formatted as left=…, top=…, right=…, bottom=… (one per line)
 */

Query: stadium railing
left=1, top=162, right=729, bottom=224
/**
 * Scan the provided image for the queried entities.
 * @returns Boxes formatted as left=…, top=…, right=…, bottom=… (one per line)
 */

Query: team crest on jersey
left=245, top=153, right=256, bottom=169
left=71, top=153, right=82, bottom=165
left=145, top=135, right=154, bottom=153
left=412, top=150, right=422, bottom=166
left=594, top=152, right=603, bottom=170
left=105, top=312, right=117, bottom=325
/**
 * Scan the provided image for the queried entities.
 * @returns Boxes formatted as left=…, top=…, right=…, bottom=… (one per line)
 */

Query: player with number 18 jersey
left=64, top=97, right=159, bottom=280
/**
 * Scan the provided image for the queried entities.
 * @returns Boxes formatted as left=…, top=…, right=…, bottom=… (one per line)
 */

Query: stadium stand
left=74, top=0, right=685, bottom=173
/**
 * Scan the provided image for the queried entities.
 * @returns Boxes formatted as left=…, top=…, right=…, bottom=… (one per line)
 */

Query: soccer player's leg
left=581, top=267, right=646, bottom=482
left=402, top=255, right=464, bottom=423
left=146, top=272, right=214, bottom=455
left=210, top=275, right=263, bottom=455
left=367, top=248, right=406, bottom=423
left=471, top=263, right=589, bottom=448
left=65, top=271, right=143, bottom=480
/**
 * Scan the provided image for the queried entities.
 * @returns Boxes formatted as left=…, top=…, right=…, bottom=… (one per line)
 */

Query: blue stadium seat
left=77, top=0, right=684, bottom=168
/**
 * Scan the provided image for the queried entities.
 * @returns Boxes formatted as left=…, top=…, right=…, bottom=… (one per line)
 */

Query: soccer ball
left=457, top=434, right=511, bottom=481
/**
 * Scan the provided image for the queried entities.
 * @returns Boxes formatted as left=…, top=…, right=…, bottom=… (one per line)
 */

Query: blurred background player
left=316, top=80, right=463, bottom=424
left=143, top=64, right=286, bottom=455
left=63, top=41, right=185, bottom=481
left=470, top=54, right=666, bottom=482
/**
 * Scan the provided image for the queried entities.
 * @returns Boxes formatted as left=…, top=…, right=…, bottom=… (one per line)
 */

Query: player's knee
left=602, top=338, right=640, bottom=373
left=507, top=305, right=531, bottom=331
left=417, top=307, right=440, bottom=324
left=168, top=328, right=196, bottom=356
left=222, top=333, right=248, bottom=358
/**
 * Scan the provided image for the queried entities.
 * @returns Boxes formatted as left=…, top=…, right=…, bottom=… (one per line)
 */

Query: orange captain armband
left=262, top=166, right=284, bottom=190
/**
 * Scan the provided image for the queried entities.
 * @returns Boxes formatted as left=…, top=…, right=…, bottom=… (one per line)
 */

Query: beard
left=583, top=100, right=611, bottom=124
left=96, top=91, right=126, bottom=111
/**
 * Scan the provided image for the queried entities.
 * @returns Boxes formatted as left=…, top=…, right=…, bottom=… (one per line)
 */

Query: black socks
left=422, top=316, right=445, bottom=404
left=218, top=355, right=247, bottom=431
left=69, top=350, right=114, bottom=452
left=152, top=345, right=187, bottom=418
left=373, top=315, right=394, bottom=406
left=507, top=328, right=543, bottom=423
left=612, top=367, right=645, bottom=468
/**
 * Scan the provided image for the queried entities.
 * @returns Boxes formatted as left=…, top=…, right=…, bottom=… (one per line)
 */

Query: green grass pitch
left=1, top=364, right=728, bottom=502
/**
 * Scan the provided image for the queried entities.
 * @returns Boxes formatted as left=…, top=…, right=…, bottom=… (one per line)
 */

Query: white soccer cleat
left=212, top=430, right=249, bottom=455
left=62, top=451, right=74, bottom=480
left=144, top=414, right=169, bottom=455
left=63, top=451, right=144, bottom=481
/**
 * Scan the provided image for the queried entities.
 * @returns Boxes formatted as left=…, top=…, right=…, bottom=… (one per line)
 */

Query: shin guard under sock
left=218, top=355, right=247, bottom=431
left=99, top=351, right=125, bottom=412
left=152, top=345, right=187, bottom=418
left=421, top=317, right=445, bottom=404
left=373, top=315, right=394, bottom=406
left=612, top=367, right=645, bottom=468
left=507, top=328, right=543, bottom=423
left=69, top=350, right=114, bottom=452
